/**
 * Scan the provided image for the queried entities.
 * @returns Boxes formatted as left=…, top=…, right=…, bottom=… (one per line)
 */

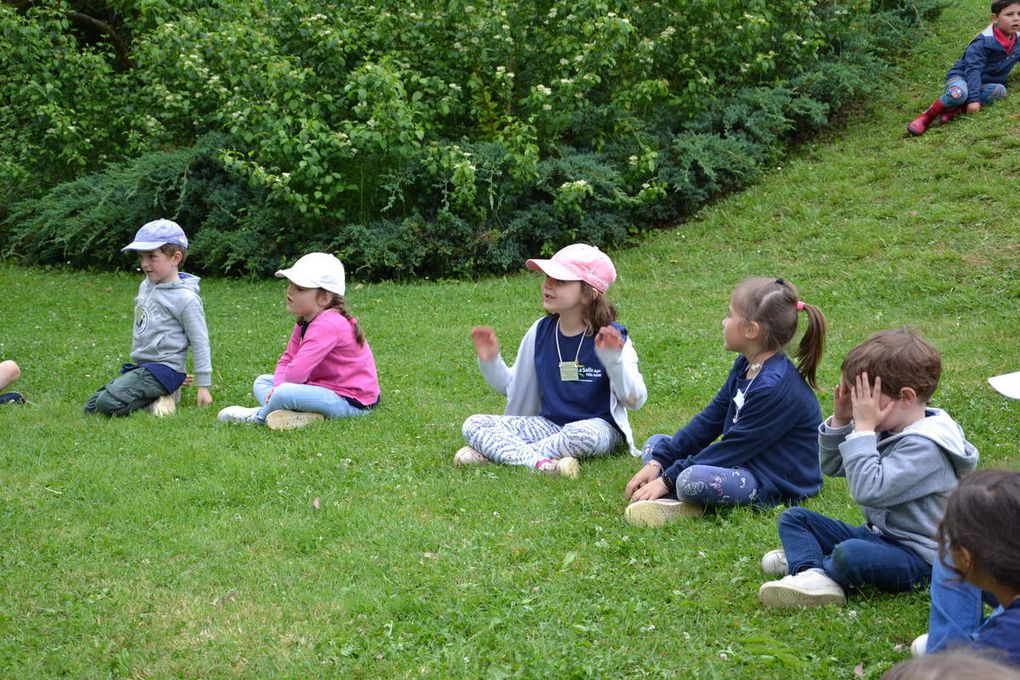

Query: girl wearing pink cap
left=456, top=243, right=647, bottom=478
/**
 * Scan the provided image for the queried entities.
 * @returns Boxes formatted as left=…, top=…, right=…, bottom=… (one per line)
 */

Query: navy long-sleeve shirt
left=648, top=354, right=823, bottom=504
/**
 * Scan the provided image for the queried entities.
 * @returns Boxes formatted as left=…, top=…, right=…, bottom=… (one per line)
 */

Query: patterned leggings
left=675, top=464, right=761, bottom=507
left=461, top=414, right=622, bottom=468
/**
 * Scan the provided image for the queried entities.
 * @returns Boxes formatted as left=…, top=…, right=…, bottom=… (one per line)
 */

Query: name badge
left=559, top=361, right=580, bottom=381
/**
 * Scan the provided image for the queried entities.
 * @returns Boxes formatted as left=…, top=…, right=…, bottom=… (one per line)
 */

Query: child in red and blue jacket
left=908, top=0, right=1020, bottom=136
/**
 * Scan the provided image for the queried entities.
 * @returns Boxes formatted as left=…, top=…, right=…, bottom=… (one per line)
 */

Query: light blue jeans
left=252, top=374, right=372, bottom=423
left=939, top=76, right=1007, bottom=108
left=925, top=551, right=999, bottom=652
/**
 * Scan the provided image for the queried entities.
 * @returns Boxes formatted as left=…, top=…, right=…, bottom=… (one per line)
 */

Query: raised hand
left=850, top=372, right=895, bottom=432
left=471, top=326, right=500, bottom=362
left=594, top=325, right=624, bottom=350
left=832, top=381, right=853, bottom=427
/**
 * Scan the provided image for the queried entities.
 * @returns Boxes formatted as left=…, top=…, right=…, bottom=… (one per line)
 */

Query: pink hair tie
left=350, top=316, right=358, bottom=325
left=796, top=301, right=805, bottom=311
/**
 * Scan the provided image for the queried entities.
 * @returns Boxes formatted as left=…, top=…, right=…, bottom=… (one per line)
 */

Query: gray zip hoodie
left=131, top=273, right=212, bottom=387
left=819, top=408, right=979, bottom=564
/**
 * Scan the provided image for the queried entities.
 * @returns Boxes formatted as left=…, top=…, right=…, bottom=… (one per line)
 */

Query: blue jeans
left=926, top=552, right=999, bottom=652
left=252, top=374, right=371, bottom=423
left=940, top=76, right=1007, bottom=108
left=777, top=507, right=931, bottom=591
left=640, top=435, right=761, bottom=506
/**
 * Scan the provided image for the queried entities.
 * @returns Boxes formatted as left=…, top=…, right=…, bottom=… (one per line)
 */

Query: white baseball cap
left=988, top=371, right=1020, bottom=400
left=275, top=253, right=346, bottom=296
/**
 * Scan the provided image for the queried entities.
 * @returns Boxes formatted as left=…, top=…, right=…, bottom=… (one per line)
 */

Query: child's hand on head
left=594, top=326, right=624, bottom=351
left=832, top=381, right=853, bottom=427
left=471, top=326, right=500, bottom=362
left=196, top=387, right=213, bottom=407
left=967, top=102, right=981, bottom=114
left=849, top=372, right=895, bottom=432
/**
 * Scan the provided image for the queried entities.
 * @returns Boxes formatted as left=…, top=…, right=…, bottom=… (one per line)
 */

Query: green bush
left=1, top=0, right=949, bottom=279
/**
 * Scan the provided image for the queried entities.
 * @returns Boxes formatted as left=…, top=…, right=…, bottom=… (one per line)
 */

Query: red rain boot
left=939, top=106, right=964, bottom=125
left=907, top=99, right=946, bottom=136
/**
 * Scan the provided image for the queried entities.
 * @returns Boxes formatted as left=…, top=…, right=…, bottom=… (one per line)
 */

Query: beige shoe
left=535, top=457, right=580, bottom=479
left=761, top=549, right=789, bottom=576
left=757, top=570, right=846, bottom=608
left=624, top=498, right=704, bottom=527
left=265, top=410, right=325, bottom=431
left=149, top=395, right=177, bottom=417
left=454, top=446, right=489, bottom=466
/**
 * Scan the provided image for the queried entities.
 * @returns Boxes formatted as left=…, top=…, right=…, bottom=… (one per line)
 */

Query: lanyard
left=555, top=320, right=584, bottom=381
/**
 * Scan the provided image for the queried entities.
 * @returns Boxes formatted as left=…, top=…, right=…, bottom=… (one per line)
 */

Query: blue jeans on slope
left=777, top=506, right=931, bottom=591
left=939, top=76, right=1007, bottom=108
left=252, top=374, right=371, bottom=424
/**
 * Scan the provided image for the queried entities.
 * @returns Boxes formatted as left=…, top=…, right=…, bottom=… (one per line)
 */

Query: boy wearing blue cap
left=84, top=219, right=214, bottom=416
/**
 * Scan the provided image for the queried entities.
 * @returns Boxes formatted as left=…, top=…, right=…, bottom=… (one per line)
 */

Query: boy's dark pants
left=83, top=368, right=167, bottom=416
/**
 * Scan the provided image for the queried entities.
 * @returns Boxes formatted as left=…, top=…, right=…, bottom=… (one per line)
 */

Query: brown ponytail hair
left=733, top=277, right=826, bottom=389
left=323, top=292, right=365, bottom=345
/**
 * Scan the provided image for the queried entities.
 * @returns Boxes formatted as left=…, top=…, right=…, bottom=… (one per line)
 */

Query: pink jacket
left=273, top=309, right=380, bottom=406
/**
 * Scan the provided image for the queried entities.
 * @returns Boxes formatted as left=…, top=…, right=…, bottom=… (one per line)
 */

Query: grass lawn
left=2, top=1, right=1019, bottom=677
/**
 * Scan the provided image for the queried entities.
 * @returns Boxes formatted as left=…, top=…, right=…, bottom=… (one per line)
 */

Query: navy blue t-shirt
left=534, top=316, right=624, bottom=434
left=974, top=598, right=1020, bottom=667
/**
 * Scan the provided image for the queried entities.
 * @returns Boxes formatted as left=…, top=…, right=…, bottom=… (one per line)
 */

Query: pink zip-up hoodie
left=273, top=309, right=380, bottom=406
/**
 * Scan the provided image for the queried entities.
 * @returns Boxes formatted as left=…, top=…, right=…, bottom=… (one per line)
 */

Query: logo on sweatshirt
left=134, top=304, right=149, bottom=335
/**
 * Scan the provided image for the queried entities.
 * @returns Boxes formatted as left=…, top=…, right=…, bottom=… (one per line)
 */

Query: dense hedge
left=1, top=0, right=947, bottom=279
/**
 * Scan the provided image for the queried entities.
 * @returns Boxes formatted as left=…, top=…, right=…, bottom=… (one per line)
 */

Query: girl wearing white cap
left=456, top=243, right=647, bottom=478
left=218, top=253, right=379, bottom=430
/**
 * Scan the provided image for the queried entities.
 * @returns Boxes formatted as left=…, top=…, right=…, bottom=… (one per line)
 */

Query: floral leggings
left=642, top=433, right=761, bottom=506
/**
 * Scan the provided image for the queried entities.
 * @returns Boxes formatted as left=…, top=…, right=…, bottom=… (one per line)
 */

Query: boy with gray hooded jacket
left=757, top=329, right=978, bottom=608
left=84, top=219, right=213, bottom=417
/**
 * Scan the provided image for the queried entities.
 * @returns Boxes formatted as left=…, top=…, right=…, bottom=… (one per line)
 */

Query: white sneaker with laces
left=758, top=569, right=846, bottom=608
left=761, top=549, right=789, bottom=576
left=453, top=446, right=489, bottom=466
left=217, top=405, right=261, bottom=423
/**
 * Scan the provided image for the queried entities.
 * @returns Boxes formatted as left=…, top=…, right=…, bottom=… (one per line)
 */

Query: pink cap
left=525, top=243, right=617, bottom=293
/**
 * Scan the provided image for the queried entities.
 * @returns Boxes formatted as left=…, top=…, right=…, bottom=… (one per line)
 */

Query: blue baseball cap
left=122, top=219, right=189, bottom=252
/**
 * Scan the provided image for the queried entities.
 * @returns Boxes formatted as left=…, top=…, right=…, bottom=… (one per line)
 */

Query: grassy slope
left=1, top=1, right=1019, bottom=677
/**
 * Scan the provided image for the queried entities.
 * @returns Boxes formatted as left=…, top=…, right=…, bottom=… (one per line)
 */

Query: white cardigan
left=478, top=319, right=648, bottom=455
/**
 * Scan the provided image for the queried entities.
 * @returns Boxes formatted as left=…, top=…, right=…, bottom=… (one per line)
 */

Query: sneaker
left=761, top=549, right=789, bottom=576
left=624, top=498, right=704, bottom=527
left=757, top=570, right=846, bottom=608
left=534, top=457, right=580, bottom=479
left=217, top=405, right=261, bottom=424
left=453, top=446, right=489, bottom=466
left=265, top=409, right=324, bottom=431
left=0, top=392, right=25, bottom=405
left=911, top=633, right=928, bottom=657
left=149, top=395, right=176, bottom=417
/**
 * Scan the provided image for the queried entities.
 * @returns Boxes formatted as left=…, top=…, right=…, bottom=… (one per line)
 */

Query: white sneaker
left=761, top=549, right=789, bottom=576
left=758, top=570, right=846, bottom=608
left=911, top=633, right=928, bottom=657
left=217, top=405, right=260, bottom=423
left=624, top=498, right=704, bottom=527
left=265, top=409, right=325, bottom=430
left=453, top=446, right=489, bottom=466
left=534, top=457, right=580, bottom=479
left=149, top=395, right=177, bottom=417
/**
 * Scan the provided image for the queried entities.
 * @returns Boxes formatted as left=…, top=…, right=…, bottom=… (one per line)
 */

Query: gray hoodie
left=130, top=273, right=212, bottom=387
left=819, top=408, right=978, bottom=564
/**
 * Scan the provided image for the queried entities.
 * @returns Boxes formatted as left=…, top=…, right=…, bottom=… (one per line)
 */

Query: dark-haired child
left=758, top=329, right=979, bottom=608
left=907, top=0, right=1020, bottom=135
left=924, top=469, right=1020, bottom=667
left=624, top=277, right=827, bottom=526
left=84, top=219, right=213, bottom=416
left=218, top=253, right=379, bottom=430
left=457, top=243, right=647, bottom=479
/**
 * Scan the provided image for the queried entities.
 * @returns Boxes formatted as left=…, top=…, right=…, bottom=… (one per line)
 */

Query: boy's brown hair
left=992, top=0, right=1020, bottom=15
left=157, top=243, right=187, bottom=266
left=840, top=328, right=941, bottom=402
